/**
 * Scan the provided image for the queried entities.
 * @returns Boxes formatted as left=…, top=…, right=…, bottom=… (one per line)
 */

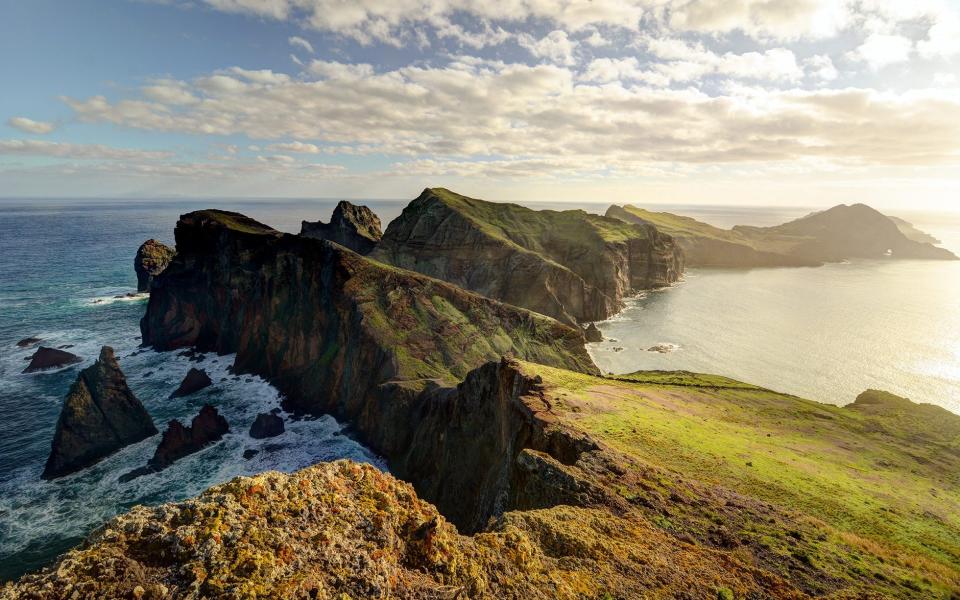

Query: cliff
left=135, top=239, right=175, bottom=292
left=733, top=203, right=957, bottom=262
left=141, top=209, right=595, bottom=476
left=42, top=346, right=157, bottom=479
left=606, top=204, right=817, bottom=268
left=9, top=360, right=958, bottom=598
left=371, top=188, right=683, bottom=324
left=300, top=200, right=382, bottom=254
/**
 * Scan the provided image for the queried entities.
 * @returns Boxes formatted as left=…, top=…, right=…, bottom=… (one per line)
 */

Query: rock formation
left=371, top=188, right=683, bottom=325
left=583, top=322, right=603, bottom=342
left=150, top=404, right=229, bottom=470
left=120, top=405, right=229, bottom=482
left=22, top=347, right=82, bottom=374
left=169, top=368, right=212, bottom=398
left=16, top=336, right=41, bottom=348
left=249, top=413, right=284, bottom=439
left=42, top=346, right=157, bottom=479
left=141, top=208, right=596, bottom=407
left=299, top=200, right=382, bottom=254
left=134, top=239, right=175, bottom=292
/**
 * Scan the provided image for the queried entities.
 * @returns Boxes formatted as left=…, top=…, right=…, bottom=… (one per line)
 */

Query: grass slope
left=518, top=362, right=960, bottom=598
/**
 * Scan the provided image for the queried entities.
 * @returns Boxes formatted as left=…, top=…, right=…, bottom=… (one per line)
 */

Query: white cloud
left=7, top=117, right=56, bottom=135
left=0, top=139, right=171, bottom=160
left=519, top=30, right=578, bottom=66
left=848, top=33, right=913, bottom=69
left=266, top=141, right=322, bottom=153
left=60, top=60, right=960, bottom=172
left=918, top=13, right=960, bottom=59
left=288, top=35, right=315, bottom=53
left=803, top=54, right=838, bottom=80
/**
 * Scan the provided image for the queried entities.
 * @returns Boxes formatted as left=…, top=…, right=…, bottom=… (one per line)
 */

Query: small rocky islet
left=6, top=188, right=959, bottom=598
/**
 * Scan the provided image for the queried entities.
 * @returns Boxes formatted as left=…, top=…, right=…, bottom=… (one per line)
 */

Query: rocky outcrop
left=299, top=200, right=382, bottom=254
left=249, top=413, right=284, bottom=438
left=22, top=347, right=82, bottom=374
left=16, top=336, right=41, bottom=348
left=733, top=203, right=958, bottom=262
left=134, top=239, right=175, bottom=292
left=583, top=322, right=603, bottom=342
left=2, top=460, right=806, bottom=600
left=141, top=208, right=596, bottom=402
left=606, top=204, right=818, bottom=268
left=371, top=188, right=683, bottom=325
left=169, top=368, right=212, bottom=398
left=150, top=405, right=229, bottom=470
left=120, top=405, right=228, bottom=482
left=42, top=346, right=157, bottom=479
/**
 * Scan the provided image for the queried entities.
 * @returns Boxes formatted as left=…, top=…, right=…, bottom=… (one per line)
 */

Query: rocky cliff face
left=135, top=239, right=175, bottom=292
left=371, top=188, right=683, bottom=325
left=300, top=200, right=382, bottom=254
left=43, top=346, right=157, bottom=479
left=141, top=209, right=595, bottom=481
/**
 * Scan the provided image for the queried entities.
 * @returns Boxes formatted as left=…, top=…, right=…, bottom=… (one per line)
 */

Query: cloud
left=519, top=30, right=578, bottom=66
left=7, top=117, right=56, bottom=134
left=0, top=139, right=171, bottom=160
left=803, top=54, right=838, bottom=80
left=288, top=35, right=315, bottom=53
left=848, top=33, right=913, bottom=69
left=59, top=59, right=960, bottom=173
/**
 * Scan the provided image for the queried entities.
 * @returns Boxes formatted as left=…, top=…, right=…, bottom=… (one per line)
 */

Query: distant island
left=608, top=202, right=956, bottom=267
left=6, top=189, right=959, bottom=599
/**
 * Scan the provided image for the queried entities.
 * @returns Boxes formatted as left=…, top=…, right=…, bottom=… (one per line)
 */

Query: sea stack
left=43, top=346, right=157, bottom=479
left=134, top=239, right=175, bottom=292
left=300, top=200, right=382, bottom=255
left=150, top=405, right=229, bottom=470
left=170, top=368, right=212, bottom=398
left=23, top=347, right=83, bottom=374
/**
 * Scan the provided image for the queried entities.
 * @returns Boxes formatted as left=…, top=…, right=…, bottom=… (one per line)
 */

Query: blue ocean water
left=1, top=197, right=958, bottom=582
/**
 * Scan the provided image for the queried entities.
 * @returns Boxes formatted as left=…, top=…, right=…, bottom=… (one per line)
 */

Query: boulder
left=23, top=347, right=82, bottom=374
left=169, top=368, right=212, bottom=398
left=299, top=201, right=382, bottom=255
left=134, top=239, right=175, bottom=292
left=151, top=405, right=229, bottom=470
left=584, top=323, right=603, bottom=343
left=16, top=336, right=42, bottom=348
left=249, top=413, right=284, bottom=439
left=120, top=405, right=229, bottom=482
left=42, top=346, right=157, bottom=479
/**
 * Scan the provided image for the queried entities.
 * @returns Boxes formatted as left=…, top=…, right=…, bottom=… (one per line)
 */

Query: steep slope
left=371, top=188, right=683, bottom=324
left=141, top=209, right=595, bottom=505
left=43, top=346, right=157, bottom=479
left=733, top=203, right=957, bottom=262
left=887, top=215, right=941, bottom=245
left=134, top=239, right=175, bottom=292
left=8, top=360, right=957, bottom=598
left=606, top=204, right=817, bottom=267
left=299, top=200, right=382, bottom=255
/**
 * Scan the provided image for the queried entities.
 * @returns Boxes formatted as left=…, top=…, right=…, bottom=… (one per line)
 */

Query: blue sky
left=2, top=0, right=959, bottom=209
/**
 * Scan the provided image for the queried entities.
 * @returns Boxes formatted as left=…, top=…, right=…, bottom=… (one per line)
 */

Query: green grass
left=610, top=205, right=751, bottom=245
left=514, top=361, right=960, bottom=595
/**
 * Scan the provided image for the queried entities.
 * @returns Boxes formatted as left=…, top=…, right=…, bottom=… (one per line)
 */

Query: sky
left=1, top=0, right=959, bottom=210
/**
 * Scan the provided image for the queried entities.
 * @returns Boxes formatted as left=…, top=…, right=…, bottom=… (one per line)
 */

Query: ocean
left=1, top=197, right=958, bottom=581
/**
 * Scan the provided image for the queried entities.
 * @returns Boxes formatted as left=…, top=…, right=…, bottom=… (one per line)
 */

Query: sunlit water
left=1, top=198, right=958, bottom=581
left=588, top=211, right=960, bottom=415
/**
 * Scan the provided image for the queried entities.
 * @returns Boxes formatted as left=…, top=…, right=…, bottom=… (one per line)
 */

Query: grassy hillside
left=519, top=362, right=960, bottom=597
